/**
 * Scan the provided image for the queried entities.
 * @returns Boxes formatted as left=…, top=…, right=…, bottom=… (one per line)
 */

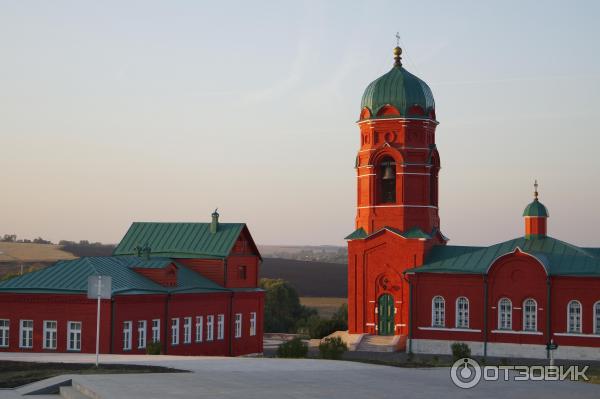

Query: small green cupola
left=523, top=181, right=549, bottom=239
left=360, top=46, right=436, bottom=121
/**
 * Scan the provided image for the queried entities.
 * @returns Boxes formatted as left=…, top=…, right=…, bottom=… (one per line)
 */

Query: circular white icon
left=450, top=358, right=482, bottom=389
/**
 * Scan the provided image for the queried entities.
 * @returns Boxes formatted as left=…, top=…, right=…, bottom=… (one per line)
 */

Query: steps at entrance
left=355, top=334, right=405, bottom=352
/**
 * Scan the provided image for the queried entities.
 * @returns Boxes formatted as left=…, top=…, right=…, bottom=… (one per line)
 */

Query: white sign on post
left=87, top=275, right=112, bottom=299
left=87, top=276, right=112, bottom=367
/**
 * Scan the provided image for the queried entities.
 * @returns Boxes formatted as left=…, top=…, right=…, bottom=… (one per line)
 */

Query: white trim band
left=491, top=330, right=543, bottom=335
left=554, top=333, right=600, bottom=338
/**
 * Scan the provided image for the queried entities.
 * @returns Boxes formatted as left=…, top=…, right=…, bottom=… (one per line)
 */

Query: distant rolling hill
left=259, top=258, right=347, bottom=297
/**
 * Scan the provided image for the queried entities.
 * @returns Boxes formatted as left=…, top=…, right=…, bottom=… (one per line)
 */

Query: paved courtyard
left=0, top=352, right=598, bottom=399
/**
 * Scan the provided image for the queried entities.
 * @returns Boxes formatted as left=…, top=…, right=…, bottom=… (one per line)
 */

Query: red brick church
left=346, top=46, right=600, bottom=360
left=0, top=211, right=263, bottom=356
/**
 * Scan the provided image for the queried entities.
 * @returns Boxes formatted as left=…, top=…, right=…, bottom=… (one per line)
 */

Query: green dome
left=361, top=65, right=436, bottom=120
left=523, top=199, right=549, bottom=217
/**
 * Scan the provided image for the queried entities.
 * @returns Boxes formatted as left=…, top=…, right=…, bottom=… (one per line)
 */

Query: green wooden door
left=378, top=294, right=395, bottom=335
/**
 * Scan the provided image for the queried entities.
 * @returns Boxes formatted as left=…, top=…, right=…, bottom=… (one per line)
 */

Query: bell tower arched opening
left=377, top=157, right=396, bottom=204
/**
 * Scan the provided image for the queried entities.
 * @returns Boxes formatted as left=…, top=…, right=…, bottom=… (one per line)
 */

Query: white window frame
left=19, top=320, right=33, bottom=348
left=249, top=312, right=257, bottom=336
left=523, top=298, right=538, bottom=332
left=151, top=319, right=160, bottom=343
left=183, top=317, right=192, bottom=344
left=594, top=301, right=600, bottom=335
left=206, top=315, right=214, bottom=341
left=431, top=296, right=445, bottom=327
left=123, top=321, right=132, bottom=351
left=138, top=320, right=147, bottom=349
left=234, top=313, right=242, bottom=338
left=498, top=298, right=512, bottom=330
left=67, top=321, right=82, bottom=351
left=195, top=316, right=203, bottom=342
left=455, top=297, right=469, bottom=329
left=0, top=320, right=9, bottom=348
left=171, top=318, right=180, bottom=345
left=217, top=314, right=225, bottom=340
left=568, top=300, right=582, bottom=333
left=43, top=320, right=57, bottom=350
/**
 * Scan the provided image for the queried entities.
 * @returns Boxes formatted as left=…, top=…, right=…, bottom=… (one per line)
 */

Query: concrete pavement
left=1, top=352, right=599, bottom=398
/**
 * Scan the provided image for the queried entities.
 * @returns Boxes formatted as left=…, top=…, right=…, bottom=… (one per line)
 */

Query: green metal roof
left=407, top=236, right=600, bottom=276
left=0, top=256, right=230, bottom=295
left=361, top=65, right=435, bottom=120
left=113, top=222, right=246, bottom=259
left=523, top=199, right=549, bottom=217
left=345, top=226, right=433, bottom=241
left=345, top=228, right=367, bottom=240
left=0, top=257, right=167, bottom=295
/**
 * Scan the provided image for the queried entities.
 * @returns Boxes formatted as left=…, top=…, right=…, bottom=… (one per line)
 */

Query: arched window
left=568, top=300, right=582, bottom=333
left=456, top=297, right=469, bottom=328
left=431, top=296, right=445, bottom=327
left=498, top=298, right=512, bottom=330
left=594, top=302, right=600, bottom=335
left=377, top=157, right=396, bottom=204
left=523, top=298, right=537, bottom=331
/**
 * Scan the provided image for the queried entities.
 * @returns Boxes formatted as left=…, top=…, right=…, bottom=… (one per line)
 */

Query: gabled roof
left=113, top=222, right=247, bottom=259
left=407, top=236, right=600, bottom=277
left=0, top=256, right=230, bottom=295
left=345, top=226, right=436, bottom=241
left=0, top=256, right=167, bottom=295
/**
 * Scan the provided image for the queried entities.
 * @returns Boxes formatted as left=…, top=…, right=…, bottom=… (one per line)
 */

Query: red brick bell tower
left=346, top=45, right=447, bottom=339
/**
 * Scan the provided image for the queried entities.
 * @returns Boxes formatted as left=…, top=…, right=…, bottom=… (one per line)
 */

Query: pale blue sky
left=1, top=0, right=599, bottom=246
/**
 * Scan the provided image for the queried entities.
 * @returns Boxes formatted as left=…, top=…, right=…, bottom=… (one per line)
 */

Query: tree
left=259, top=278, right=316, bottom=333
left=2, top=234, right=17, bottom=242
left=332, top=303, right=348, bottom=323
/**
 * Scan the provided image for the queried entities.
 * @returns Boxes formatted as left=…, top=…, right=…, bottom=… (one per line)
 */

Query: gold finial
left=534, top=180, right=539, bottom=200
left=393, top=32, right=402, bottom=67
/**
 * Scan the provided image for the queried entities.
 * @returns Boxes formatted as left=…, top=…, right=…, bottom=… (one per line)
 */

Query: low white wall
left=410, top=339, right=600, bottom=361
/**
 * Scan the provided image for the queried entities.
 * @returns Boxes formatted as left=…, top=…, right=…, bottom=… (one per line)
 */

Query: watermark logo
left=450, top=358, right=482, bottom=389
left=450, top=358, right=589, bottom=389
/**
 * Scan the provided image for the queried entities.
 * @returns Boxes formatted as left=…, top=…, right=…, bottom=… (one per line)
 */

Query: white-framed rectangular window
left=217, top=314, right=224, bottom=340
left=19, top=320, right=33, bottom=348
left=183, top=317, right=192, bottom=344
left=249, top=312, right=257, bottom=336
left=234, top=313, right=242, bottom=338
left=152, top=319, right=160, bottom=343
left=431, top=296, right=445, bottom=327
left=455, top=297, right=469, bottom=329
left=195, top=316, right=203, bottom=343
left=498, top=298, right=512, bottom=330
left=206, top=315, right=214, bottom=341
left=138, top=320, right=147, bottom=349
left=171, top=318, right=179, bottom=345
left=43, top=320, right=57, bottom=349
left=0, top=320, right=9, bottom=348
left=523, top=299, right=537, bottom=332
left=568, top=300, right=582, bottom=333
left=123, top=321, right=132, bottom=350
left=67, top=321, right=82, bottom=351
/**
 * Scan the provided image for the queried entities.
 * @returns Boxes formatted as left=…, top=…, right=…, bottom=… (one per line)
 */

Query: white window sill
left=419, top=327, right=481, bottom=333
left=554, top=332, right=600, bottom=338
left=491, top=330, right=543, bottom=335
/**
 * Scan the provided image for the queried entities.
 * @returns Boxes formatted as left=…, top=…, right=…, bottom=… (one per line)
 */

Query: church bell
left=382, top=164, right=395, bottom=180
